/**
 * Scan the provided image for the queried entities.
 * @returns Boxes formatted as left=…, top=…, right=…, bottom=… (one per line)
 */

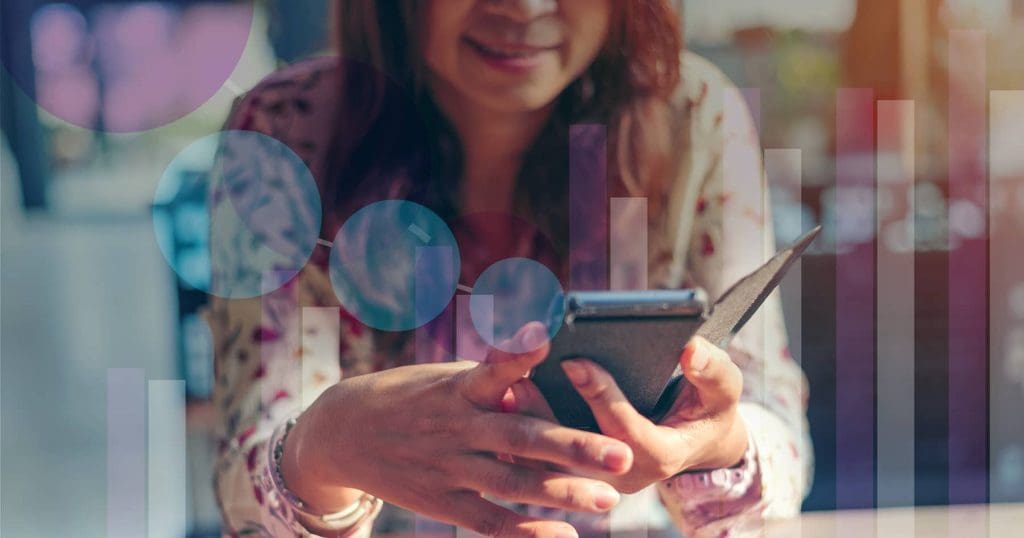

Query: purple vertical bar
left=835, top=88, right=877, bottom=510
left=947, top=29, right=989, bottom=505
left=460, top=294, right=492, bottom=362
left=570, top=124, right=608, bottom=291
left=107, top=368, right=146, bottom=538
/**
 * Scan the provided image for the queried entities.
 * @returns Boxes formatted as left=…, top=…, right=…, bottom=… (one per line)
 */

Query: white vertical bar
left=989, top=90, right=1024, bottom=518
left=610, top=197, right=648, bottom=291
left=301, top=307, right=341, bottom=408
left=107, top=368, right=146, bottom=538
left=724, top=87, right=771, bottom=538
left=764, top=149, right=804, bottom=365
left=610, top=488, right=658, bottom=537
left=722, top=87, right=769, bottom=400
left=147, top=380, right=187, bottom=538
left=875, top=100, right=916, bottom=537
left=763, top=147, right=804, bottom=538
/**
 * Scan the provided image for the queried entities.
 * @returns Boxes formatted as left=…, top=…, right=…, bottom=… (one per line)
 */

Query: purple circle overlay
left=12, top=1, right=253, bottom=132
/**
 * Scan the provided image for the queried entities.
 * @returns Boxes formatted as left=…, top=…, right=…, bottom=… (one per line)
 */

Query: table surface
left=377, top=503, right=1023, bottom=538
left=764, top=503, right=1023, bottom=537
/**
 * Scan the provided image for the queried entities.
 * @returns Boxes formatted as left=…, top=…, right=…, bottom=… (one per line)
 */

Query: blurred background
left=2, top=0, right=1023, bottom=536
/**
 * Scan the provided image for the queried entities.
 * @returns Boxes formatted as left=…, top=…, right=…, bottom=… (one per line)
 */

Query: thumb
left=460, top=322, right=551, bottom=408
left=507, top=379, right=558, bottom=422
left=679, top=336, right=743, bottom=412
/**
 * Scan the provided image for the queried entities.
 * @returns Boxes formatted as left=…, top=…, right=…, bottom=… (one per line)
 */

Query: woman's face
left=422, top=0, right=613, bottom=113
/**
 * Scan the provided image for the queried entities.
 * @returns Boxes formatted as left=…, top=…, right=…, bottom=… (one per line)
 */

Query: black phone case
left=530, top=294, right=705, bottom=432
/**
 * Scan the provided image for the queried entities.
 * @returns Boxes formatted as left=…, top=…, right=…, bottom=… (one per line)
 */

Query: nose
left=481, top=0, right=558, bottom=22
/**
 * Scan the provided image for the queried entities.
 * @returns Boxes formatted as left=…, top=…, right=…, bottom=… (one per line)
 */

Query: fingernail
left=591, top=483, right=620, bottom=510
left=519, top=323, right=547, bottom=351
left=599, top=444, right=630, bottom=471
left=499, top=388, right=517, bottom=413
left=561, top=360, right=589, bottom=386
left=689, top=339, right=710, bottom=372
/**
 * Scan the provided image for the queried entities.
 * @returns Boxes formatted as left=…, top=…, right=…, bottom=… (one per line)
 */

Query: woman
left=205, top=1, right=811, bottom=537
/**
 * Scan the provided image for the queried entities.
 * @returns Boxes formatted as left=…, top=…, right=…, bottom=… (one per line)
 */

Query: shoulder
left=225, top=56, right=342, bottom=168
left=669, top=51, right=748, bottom=146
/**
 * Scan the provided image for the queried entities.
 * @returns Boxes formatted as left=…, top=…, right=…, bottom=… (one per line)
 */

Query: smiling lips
left=463, top=36, right=558, bottom=72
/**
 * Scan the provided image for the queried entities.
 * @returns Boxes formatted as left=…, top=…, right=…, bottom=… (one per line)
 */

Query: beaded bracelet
left=269, top=417, right=383, bottom=536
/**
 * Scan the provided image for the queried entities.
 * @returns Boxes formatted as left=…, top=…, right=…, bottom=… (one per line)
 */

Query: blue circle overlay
left=329, top=200, right=460, bottom=332
left=470, top=258, right=565, bottom=353
left=153, top=130, right=322, bottom=299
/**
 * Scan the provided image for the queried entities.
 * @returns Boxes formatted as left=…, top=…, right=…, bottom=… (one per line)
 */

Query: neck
left=430, top=81, right=553, bottom=216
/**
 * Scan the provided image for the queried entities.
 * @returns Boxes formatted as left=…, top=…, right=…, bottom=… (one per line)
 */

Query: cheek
left=421, top=2, right=471, bottom=76
left=562, top=3, right=613, bottom=75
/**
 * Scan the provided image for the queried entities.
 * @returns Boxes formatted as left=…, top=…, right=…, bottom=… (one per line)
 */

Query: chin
left=471, top=85, right=562, bottom=114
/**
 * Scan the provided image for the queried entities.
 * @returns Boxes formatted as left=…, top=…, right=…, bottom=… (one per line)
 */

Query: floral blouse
left=204, top=53, right=812, bottom=538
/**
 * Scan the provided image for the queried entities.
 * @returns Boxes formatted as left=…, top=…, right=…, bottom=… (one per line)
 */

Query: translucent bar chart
left=835, top=88, right=877, bottom=513
left=764, top=149, right=804, bottom=366
left=609, top=197, right=648, bottom=291
left=989, top=90, right=1024, bottom=513
left=107, top=368, right=146, bottom=538
left=569, top=124, right=609, bottom=291
left=300, top=307, right=341, bottom=407
left=722, top=87, right=770, bottom=404
left=875, top=100, right=916, bottom=537
left=463, top=294, right=492, bottom=362
left=147, top=380, right=187, bottom=538
left=947, top=29, right=989, bottom=509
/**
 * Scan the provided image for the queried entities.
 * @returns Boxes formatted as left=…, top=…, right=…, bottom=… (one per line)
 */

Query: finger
left=679, top=337, right=743, bottom=412
left=461, top=322, right=551, bottom=408
left=442, top=491, right=579, bottom=538
left=461, top=457, right=621, bottom=513
left=471, top=413, right=633, bottom=474
left=509, top=379, right=558, bottom=422
left=560, top=359, right=655, bottom=441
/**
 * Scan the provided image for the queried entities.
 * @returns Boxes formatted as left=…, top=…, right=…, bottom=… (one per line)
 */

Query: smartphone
left=530, top=289, right=707, bottom=432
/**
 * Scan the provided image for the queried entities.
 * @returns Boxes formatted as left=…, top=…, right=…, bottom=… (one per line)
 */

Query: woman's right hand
left=281, top=323, right=634, bottom=538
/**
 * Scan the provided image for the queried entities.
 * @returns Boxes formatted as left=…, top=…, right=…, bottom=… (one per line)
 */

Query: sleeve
left=202, top=77, right=378, bottom=537
left=654, top=56, right=813, bottom=537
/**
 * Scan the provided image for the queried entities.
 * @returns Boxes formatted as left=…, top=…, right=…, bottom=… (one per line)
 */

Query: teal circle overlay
left=470, top=257, right=565, bottom=354
left=329, top=200, right=461, bottom=331
left=152, top=130, right=322, bottom=299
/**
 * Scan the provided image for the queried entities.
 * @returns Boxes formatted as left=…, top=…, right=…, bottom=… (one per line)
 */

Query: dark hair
left=325, top=1, right=684, bottom=268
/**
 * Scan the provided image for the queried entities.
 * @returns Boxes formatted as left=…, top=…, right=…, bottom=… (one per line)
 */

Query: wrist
left=276, top=409, right=381, bottom=537
left=722, top=411, right=749, bottom=468
left=685, top=411, right=749, bottom=473
left=281, top=397, right=364, bottom=513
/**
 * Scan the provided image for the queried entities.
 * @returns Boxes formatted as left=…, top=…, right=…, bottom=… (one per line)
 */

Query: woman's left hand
left=509, top=336, right=748, bottom=494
